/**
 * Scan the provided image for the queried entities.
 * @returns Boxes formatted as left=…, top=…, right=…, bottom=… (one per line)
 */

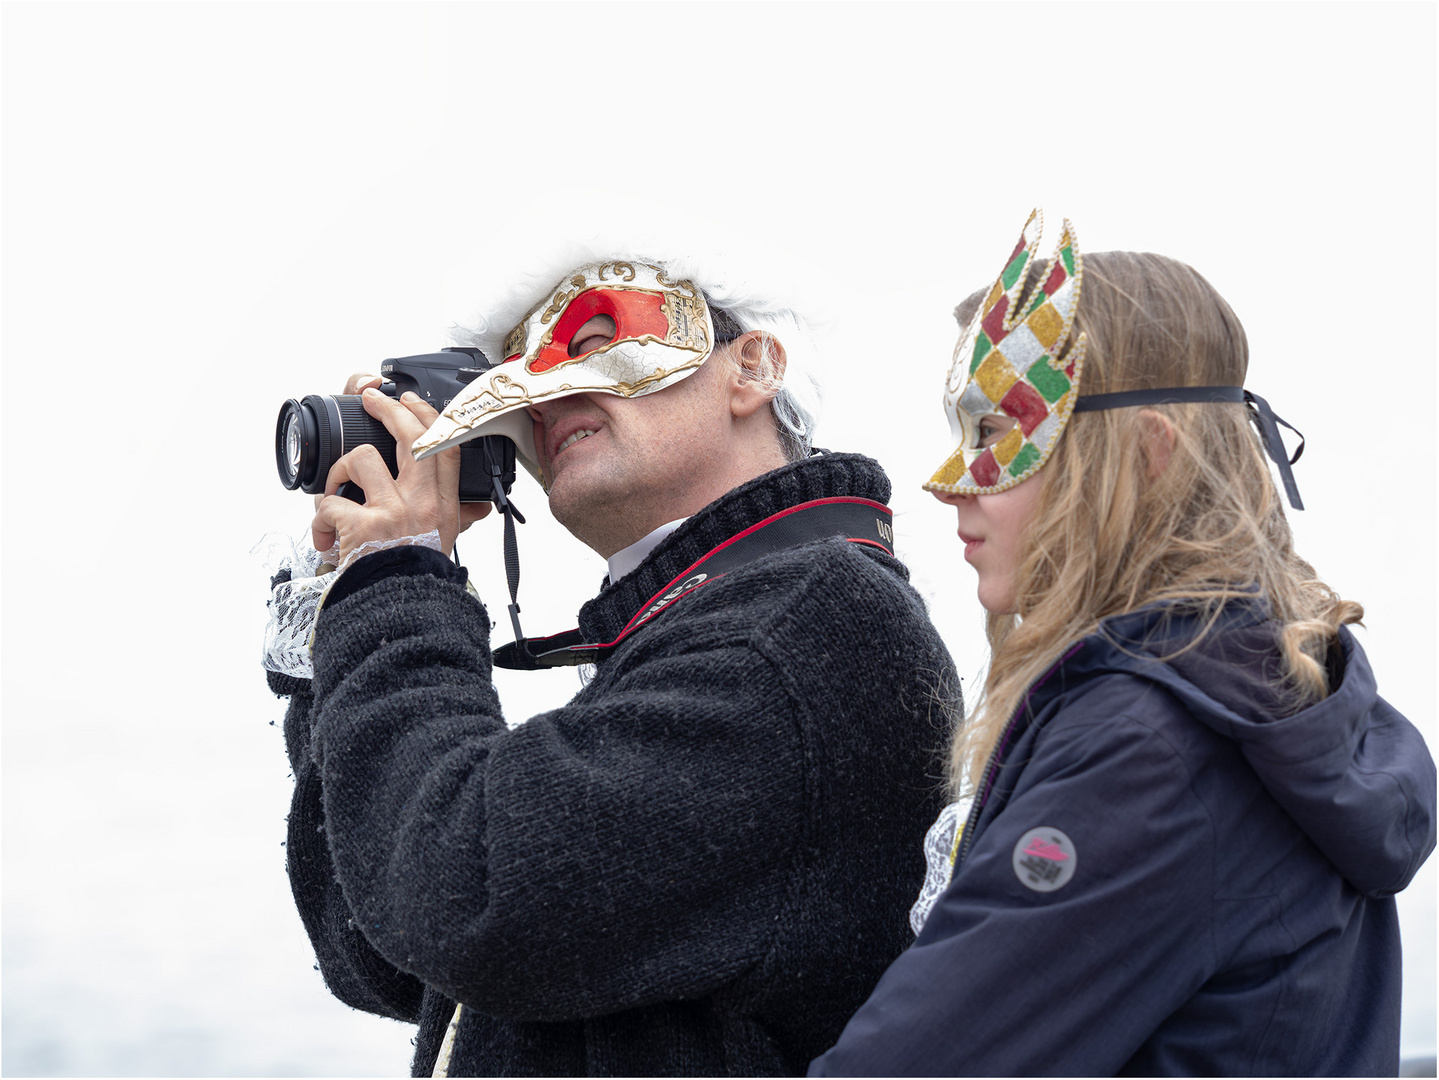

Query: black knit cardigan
left=271, top=453, right=958, bottom=1076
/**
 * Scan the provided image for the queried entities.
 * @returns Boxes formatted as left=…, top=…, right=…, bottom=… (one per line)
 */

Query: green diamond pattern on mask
left=1027, top=361, right=1071, bottom=404
left=1009, top=441, right=1041, bottom=477
left=1002, top=254, right=1027, bottom=290
left=1061, top=245, right=1076, bottom=276
left=970, top=331, right=992, bottom=374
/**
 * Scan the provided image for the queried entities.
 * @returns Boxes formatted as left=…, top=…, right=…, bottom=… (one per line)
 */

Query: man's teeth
left=559, top=429, right=597, bottom=453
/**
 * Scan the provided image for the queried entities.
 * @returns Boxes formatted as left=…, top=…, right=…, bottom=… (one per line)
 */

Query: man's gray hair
left=705, top=295, right=819, bottom=462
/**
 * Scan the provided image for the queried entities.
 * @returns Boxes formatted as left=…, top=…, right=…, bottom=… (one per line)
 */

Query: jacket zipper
left=953, top=641, right=1085, bottom=876
left=953, top=726, right=1010, bottom=875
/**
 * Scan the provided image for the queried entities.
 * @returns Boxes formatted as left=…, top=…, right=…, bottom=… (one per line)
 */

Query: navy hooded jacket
left=812, top=601, right=1435, bottom=1076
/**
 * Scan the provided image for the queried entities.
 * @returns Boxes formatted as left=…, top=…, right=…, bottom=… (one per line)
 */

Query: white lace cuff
left=254, top=529, right=444, bottom=680
left=910, top=798, right=971, bottom=936
left=331, top=529, right=444, bottom=573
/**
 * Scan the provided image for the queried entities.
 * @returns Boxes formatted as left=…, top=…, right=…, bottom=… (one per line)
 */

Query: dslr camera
left=275, top=347, right=515, bottom=504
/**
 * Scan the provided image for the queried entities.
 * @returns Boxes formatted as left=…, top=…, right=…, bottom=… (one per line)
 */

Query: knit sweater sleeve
left=307, top=567, right=806, bottom=1023
left=271, top=669, right=426, bottom=1022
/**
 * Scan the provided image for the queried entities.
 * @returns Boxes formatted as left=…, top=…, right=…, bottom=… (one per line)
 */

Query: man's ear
left=728, top=332, right=786, bottom=419
left=1138, top=409, right=1177, bottom=479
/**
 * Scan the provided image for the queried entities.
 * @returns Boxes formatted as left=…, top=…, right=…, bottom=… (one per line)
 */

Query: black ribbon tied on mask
left=1072, top=385, right=1305, bottom=510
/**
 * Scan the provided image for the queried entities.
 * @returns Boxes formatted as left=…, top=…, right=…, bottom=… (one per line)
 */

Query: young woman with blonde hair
left=812, top=212, right=1435, bottom=1076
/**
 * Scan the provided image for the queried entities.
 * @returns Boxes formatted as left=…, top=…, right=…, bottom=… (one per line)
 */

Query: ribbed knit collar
left=577, top=452, right=892, bottom=644
left=607, top=517, right=688, bottom=584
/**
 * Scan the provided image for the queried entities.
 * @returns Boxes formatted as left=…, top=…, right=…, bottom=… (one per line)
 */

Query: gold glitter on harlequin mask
left=412, top=262, right=718, bottom=480
left=925, top=210, right=1087, bottom=496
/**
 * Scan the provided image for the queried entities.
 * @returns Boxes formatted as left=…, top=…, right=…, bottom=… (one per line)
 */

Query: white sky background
left=3, top=2, right=1434, bottom=1074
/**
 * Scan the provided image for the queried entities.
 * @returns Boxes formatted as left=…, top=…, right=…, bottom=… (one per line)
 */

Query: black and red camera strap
left=494, top=496, right=896, bottom=670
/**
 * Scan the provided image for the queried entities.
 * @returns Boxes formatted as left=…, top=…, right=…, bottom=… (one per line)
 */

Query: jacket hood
left=1061, top=602, right=1436, bottom=898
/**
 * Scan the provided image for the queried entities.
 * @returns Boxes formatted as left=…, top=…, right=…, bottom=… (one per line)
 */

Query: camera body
left=276, top=347, right=515, bottom=504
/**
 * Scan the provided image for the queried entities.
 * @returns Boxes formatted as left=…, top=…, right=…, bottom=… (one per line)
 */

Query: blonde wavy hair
left=952, top=251, right=1362, bottom=793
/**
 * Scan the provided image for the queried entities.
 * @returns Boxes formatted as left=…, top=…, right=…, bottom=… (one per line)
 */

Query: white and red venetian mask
left=413, top=261, right=720, bottom=477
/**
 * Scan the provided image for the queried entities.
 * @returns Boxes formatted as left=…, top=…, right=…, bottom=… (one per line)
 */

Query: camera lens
left=275, top=399, right=314, bottom=490
left=285, top=414, right=302, bottom=473
left=275, top=394, right=401, bottom=494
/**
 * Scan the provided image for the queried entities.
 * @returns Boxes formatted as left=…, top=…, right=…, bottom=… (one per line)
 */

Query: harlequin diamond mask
left=926, top=210, right=1086, bottom=495
left=413, top=261, right=726, bottom=478
left=924, top=211, right=1308, bottom=510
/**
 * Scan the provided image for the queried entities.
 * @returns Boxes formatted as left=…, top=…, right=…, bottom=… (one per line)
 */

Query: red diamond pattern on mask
left=999, top=379, right=1049, bottom=436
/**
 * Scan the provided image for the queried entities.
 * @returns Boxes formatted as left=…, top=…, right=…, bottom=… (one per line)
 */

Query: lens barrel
left=274, top=394, right=400, bottom=494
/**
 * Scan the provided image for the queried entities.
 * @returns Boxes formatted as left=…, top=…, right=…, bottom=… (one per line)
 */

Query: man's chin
left=545, top=470, right=603, bottom=535
left=545, top=469, right=648, bottom=557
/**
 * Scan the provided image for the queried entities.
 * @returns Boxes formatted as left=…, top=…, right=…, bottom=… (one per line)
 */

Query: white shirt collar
left=607, top=518, right=688, bottom=583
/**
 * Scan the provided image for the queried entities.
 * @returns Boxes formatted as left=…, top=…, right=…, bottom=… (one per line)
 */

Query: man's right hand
left=311, top=373, right=492, bottom=540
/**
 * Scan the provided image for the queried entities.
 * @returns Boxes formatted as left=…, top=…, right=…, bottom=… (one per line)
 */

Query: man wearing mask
left=269, top=252, right=958, bottom=1076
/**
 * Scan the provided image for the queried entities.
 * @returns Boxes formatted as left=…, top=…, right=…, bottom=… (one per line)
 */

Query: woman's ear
left=1138, top=409, right=1177, bottom=479
left=728, top=332, right=787, bottom=419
